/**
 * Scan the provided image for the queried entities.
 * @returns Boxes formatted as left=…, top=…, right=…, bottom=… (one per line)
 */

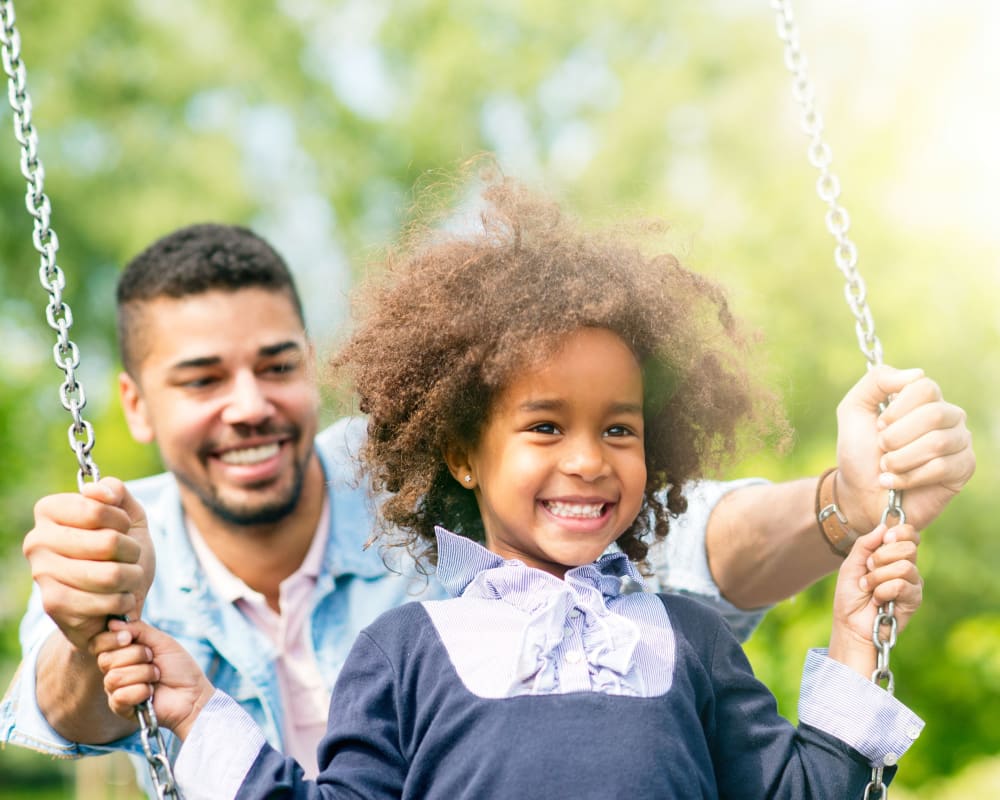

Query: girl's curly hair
left=332, top=175, right=783, bottom=570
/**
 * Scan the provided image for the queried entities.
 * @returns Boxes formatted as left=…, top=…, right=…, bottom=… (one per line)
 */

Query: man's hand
left=24, top=478, right=154, bottom=654
left=835, top=366, right=975, bottom=533
left=706, top=366, right=974, bottom=611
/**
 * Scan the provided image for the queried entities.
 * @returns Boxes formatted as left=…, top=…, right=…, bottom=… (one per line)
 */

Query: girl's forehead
left=494, top=328, right=644, bottom=403
left=521, top=326, right=634, bottom=363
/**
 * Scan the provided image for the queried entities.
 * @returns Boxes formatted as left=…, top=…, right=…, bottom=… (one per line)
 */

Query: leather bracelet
left=815, top=467, right=859, bottom=557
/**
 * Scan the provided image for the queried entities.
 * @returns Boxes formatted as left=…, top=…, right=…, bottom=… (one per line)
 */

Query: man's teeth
left=219, top=443, right=280, bottom=465
left=544, top=501, right=605, bottom=519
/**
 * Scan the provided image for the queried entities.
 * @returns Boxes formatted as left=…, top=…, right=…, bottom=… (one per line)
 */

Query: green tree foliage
left=1, top=1, right=996, bottom=795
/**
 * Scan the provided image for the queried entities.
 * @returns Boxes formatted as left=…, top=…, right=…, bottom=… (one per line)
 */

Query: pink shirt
left=187, top=503, right=331, bottom=779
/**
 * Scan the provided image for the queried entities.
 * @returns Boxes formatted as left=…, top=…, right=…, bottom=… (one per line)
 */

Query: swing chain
left=0, top=0, right=97, bottom=492
left=769, top=0, right=883, bottom=370
left=1, top=3, right=182, bottom=798
left=138, top=702, right=181, bottom=800
left=871, top=486, right=904, bottom=700
left=771, top=3, right=902, bottom=798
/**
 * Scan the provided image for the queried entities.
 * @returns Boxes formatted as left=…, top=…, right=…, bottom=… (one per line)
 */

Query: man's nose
left=221, top=372, right=275, bottom=426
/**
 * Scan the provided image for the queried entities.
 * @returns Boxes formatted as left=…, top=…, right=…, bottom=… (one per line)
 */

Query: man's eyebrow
left=170, top=355, right=221, bottom=371
left=260, top=341, right=303, bottom=358
left=169, top=341, right=302, bottom=371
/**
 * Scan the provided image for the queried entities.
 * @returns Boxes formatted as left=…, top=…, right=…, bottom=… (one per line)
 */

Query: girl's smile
left=540, top=499, right=612, bottom=521
left=450, top=327, right=647, bottom=578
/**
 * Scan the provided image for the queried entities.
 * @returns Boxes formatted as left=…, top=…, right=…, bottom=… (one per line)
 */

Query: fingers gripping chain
left=1, top=2, right=182, bottom=796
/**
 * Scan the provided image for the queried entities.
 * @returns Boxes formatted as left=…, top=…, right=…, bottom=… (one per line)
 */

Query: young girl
left=97, top=178, right=923, bottom=799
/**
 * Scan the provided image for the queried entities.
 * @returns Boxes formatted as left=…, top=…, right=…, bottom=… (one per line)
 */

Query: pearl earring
left=464, top=475, right=472, bottom=483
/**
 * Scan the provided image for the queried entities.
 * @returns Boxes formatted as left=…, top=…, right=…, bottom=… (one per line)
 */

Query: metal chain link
left=0, top=0, right=99, bottom=492
left=1, top=2, right=182, bottom=798
left=138, top=703, right=181, bottom=800
left=770, top=2, right=904, bottom=797
left=770, top=0, right=883, bottom=368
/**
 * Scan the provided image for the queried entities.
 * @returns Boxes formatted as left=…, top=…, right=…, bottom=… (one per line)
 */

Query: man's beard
left=178, top=450, right=308, bottom=528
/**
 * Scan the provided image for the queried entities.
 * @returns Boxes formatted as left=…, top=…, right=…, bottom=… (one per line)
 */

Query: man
left=0, top=224, right=975, bottom=793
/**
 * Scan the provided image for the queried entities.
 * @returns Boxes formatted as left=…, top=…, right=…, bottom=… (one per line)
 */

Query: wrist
left=831, top=467, right=875, bottom=533
left=828, top=627, right=877, bottom=678
left=44, top=628, right=100, bottom=672
left=38, top=630, right=138, bottom=742
left=174, top=680, right=216, bottom=742
left=815, top=468, right=860, bottom=557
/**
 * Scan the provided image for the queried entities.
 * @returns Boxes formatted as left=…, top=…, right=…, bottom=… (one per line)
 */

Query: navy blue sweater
left=238, top=594, right=884, bottom=799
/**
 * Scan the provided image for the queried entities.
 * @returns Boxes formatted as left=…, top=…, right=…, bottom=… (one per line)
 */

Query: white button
left=564, top=650, right=583, bottom=664
left=563, top=626, right=574, bottom=637
left=905, top=725, right=921, bottom=740
left=882, top=752, right=898, bottom=767
left=568, top=609, right=581, bottom=619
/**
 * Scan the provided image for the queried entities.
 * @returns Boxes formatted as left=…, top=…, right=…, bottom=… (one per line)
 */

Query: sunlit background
left=1, top=1, right=997, bottom=797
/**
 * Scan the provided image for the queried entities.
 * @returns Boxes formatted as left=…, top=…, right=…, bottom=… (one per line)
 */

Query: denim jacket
left=1, top=416, right=766, bottom=795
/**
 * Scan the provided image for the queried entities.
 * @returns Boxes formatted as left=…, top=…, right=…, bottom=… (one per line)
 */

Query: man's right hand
left=24, top=478, right=154, bottom=655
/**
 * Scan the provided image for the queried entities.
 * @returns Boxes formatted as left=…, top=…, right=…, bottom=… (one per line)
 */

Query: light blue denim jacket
left=0, top=416, right=766, bottom=794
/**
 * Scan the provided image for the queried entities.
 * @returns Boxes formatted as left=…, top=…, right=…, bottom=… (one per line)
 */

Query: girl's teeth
left=545, top=501, right=605, bottom=519
left=220, top=443, right=280, bottom=465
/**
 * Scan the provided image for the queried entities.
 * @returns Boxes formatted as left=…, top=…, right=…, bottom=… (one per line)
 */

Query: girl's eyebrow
left=608, top=401, right=644, bottom=415
left=517, top=398, right=643, bottom=415
left=517, top=398, right=563, bottom=412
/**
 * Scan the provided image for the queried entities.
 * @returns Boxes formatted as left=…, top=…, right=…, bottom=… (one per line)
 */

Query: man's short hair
left=116, top=223, right=305, bottom=374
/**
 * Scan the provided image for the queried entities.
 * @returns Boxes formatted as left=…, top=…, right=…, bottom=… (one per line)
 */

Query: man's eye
left=265, top=361, right=298, bottom=375
left=182, top=376, right=217, bottom=389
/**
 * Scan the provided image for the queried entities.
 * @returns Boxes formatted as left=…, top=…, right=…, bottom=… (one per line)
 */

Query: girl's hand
left=828, top=523, right=922, bottom=678
left=93, top=619, right=215, bottom=741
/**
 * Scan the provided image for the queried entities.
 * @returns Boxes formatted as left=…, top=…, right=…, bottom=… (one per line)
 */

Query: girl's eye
left=605, top=425, right=635, bottom=438
left=529, top=422, right=560, bottom=435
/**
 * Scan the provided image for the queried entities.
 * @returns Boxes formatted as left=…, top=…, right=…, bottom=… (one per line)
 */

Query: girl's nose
left=560, top=436, right=610, bottom=481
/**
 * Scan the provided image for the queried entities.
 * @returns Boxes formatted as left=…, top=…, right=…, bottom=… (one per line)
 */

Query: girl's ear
left=443, top=445, right=477, bottom=489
